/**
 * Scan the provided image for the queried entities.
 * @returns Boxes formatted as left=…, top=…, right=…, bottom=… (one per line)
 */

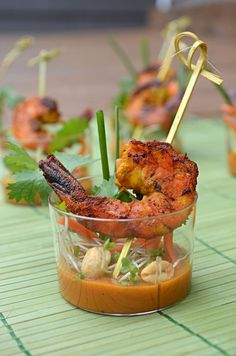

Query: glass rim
left=48, top=175, right=198, bottom=223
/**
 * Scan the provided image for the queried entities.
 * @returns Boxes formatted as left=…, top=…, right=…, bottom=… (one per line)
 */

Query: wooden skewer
left=157, top=37, right=175, bottom=82
left=158, top=16, right=191, bottom=61
left=112, top=32, right=223, bottom=280
left=157, top=17, right=191, bottom=82
left=0, top=36, right=33, bottom=77
left=166, top=31, right=222, bottom=144
left=28, top=49, right=60, bottom=97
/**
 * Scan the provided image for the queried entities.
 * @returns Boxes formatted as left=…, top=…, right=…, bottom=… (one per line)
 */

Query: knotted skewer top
left=166, top=31, right=223, bottom=144
left=0, top=36, right=34, bottom=75
left=28, top=49, right=60, bottom=67
left=174, top=31, right=222, bottom=85
left=28, top=49, right=60, bottom=97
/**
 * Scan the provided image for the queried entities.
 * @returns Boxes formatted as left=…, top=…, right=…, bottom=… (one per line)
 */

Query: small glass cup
left=224, top=111, right=236, bottom=176
left=49, top=176, right=197, bottom=316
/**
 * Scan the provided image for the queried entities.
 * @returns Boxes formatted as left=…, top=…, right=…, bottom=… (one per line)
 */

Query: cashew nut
left=141, top=258, right=174, bottom=283
left=81, top=247, right=111, bottom=279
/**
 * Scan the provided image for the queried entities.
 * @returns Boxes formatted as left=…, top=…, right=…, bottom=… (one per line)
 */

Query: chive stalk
left=207, top=66, right=233, bottom=105
left=109, top=37, right=137, bottom=78
left=96, top=110, right=110, bottom=180
left=141, top=38, right=150, bottom=68
left=114, top=105, right=120, bottom=172
left=113, top=238, right=133, bottom=279
left=214, top=83, right=233, bottom=105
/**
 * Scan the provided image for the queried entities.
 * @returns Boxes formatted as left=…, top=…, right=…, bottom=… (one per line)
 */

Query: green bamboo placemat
left=0, top=118, right=236, bottom=356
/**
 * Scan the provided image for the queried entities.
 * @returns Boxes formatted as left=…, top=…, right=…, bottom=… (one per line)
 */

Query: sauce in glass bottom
left=228, top=151, right=236, bottom=176
left=58, top=261, right=192, bottom=314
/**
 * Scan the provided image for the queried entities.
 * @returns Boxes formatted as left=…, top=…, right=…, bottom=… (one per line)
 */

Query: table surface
left=0, top=117, right=236, bottom=356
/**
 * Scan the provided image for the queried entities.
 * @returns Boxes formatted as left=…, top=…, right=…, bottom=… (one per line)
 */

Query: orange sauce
left=58, top=260, right=192, bottom=314
left=228, top=151, right=236, bottom=176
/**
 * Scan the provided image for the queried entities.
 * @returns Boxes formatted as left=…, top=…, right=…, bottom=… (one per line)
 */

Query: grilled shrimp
left=12, top=96, right=61, bottom=150
left=125, top=80, right=182, bottom=130
left=39, top=140, right=198, bottom=239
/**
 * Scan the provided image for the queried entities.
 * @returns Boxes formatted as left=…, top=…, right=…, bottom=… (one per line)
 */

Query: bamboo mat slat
left=0, top=118, right=236, bottom=356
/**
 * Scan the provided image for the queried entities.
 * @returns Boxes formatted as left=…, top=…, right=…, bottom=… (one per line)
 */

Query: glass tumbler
left=49, top=176, right=197, bottom=316
left=224, top=112, right=236, bottom=176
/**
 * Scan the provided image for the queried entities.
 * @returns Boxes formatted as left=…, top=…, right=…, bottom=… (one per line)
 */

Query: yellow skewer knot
left=163, top=16, right=191, bottom=38
left=28, top=48, right=60, bottom=67
left=174, top=31, right=222, bottom=85
left=166, top=31, right=223, bottom=144
left=0, top=36, right=34, bottom=74
left=15, top=36, right=34, bottom=51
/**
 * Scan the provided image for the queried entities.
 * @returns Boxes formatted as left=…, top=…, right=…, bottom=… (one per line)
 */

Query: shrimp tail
left=39, top=154, right=87, bottom=202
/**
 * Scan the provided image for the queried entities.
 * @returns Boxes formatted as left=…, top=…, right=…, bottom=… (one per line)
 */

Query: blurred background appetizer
left=0, top=36, right=33, bottom=144
left=2, top=47, right=94, bottom=204
left=110, top=17, right=191, bottom=151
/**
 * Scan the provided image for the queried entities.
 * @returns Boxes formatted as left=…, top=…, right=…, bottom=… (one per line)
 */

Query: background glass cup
left=224, top=112, right=236, bottom=176
left=49, top=176, right=197, bottom=316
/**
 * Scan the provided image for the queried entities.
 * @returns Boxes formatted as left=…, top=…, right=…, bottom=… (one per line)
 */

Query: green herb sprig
left=4, top=143, right=93, bottom=204
left=96, top=110, right=110, bottom=180
left=48, top=117, right=88, bottom=153
left=120, top=257, right=139, bottom=283
left=114, top=105, right=120, bottom=171
left=109, top=37, right=137, bottom=78
left=104, top=238, right=116, bottom=250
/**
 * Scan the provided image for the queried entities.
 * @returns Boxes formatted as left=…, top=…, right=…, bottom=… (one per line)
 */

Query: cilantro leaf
left=5, top=143, right=95, bottom=204
left=4, top=143, right=38, bottom=173
left=116, top=189, right=135, bottom=202
left=93, top=175, right=135, bottom=202
left=113, top=78, right=135, bottom=109
left=120, top=257, right=139, bottom=283
left=8, top=171, right=51, bottom=204
left=93, top=175, right=119, bottom=197
left=73, top=246, right=80, bottom=257
left=54, top=201, right=67, bottom=211
left=104, top=238, right=116, bottom=250
left=150, top=248, right=164, bottom=259
left=48, top=117, right=88, bottom=152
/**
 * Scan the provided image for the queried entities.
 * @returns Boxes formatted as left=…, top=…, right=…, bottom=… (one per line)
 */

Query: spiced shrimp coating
left=12, top=96, right=60, bottom=150
left=116, top=140, right=198, bottom=199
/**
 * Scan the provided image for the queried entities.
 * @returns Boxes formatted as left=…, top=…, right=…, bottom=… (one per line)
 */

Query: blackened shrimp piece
left=125, top=80, right=181, bottom=129
left=12, top=96, right=61, bottom=150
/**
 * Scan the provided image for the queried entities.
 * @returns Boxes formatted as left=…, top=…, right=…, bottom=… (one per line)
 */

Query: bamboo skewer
left=0, top=36, right=33, bottom=77
left=158, top=16, right=191, bottom=61
left=112, top=31, right=223, bottom=280
left=166, top=31, right=222, bottom=144
left=28, top=49, right=60, bottom=97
